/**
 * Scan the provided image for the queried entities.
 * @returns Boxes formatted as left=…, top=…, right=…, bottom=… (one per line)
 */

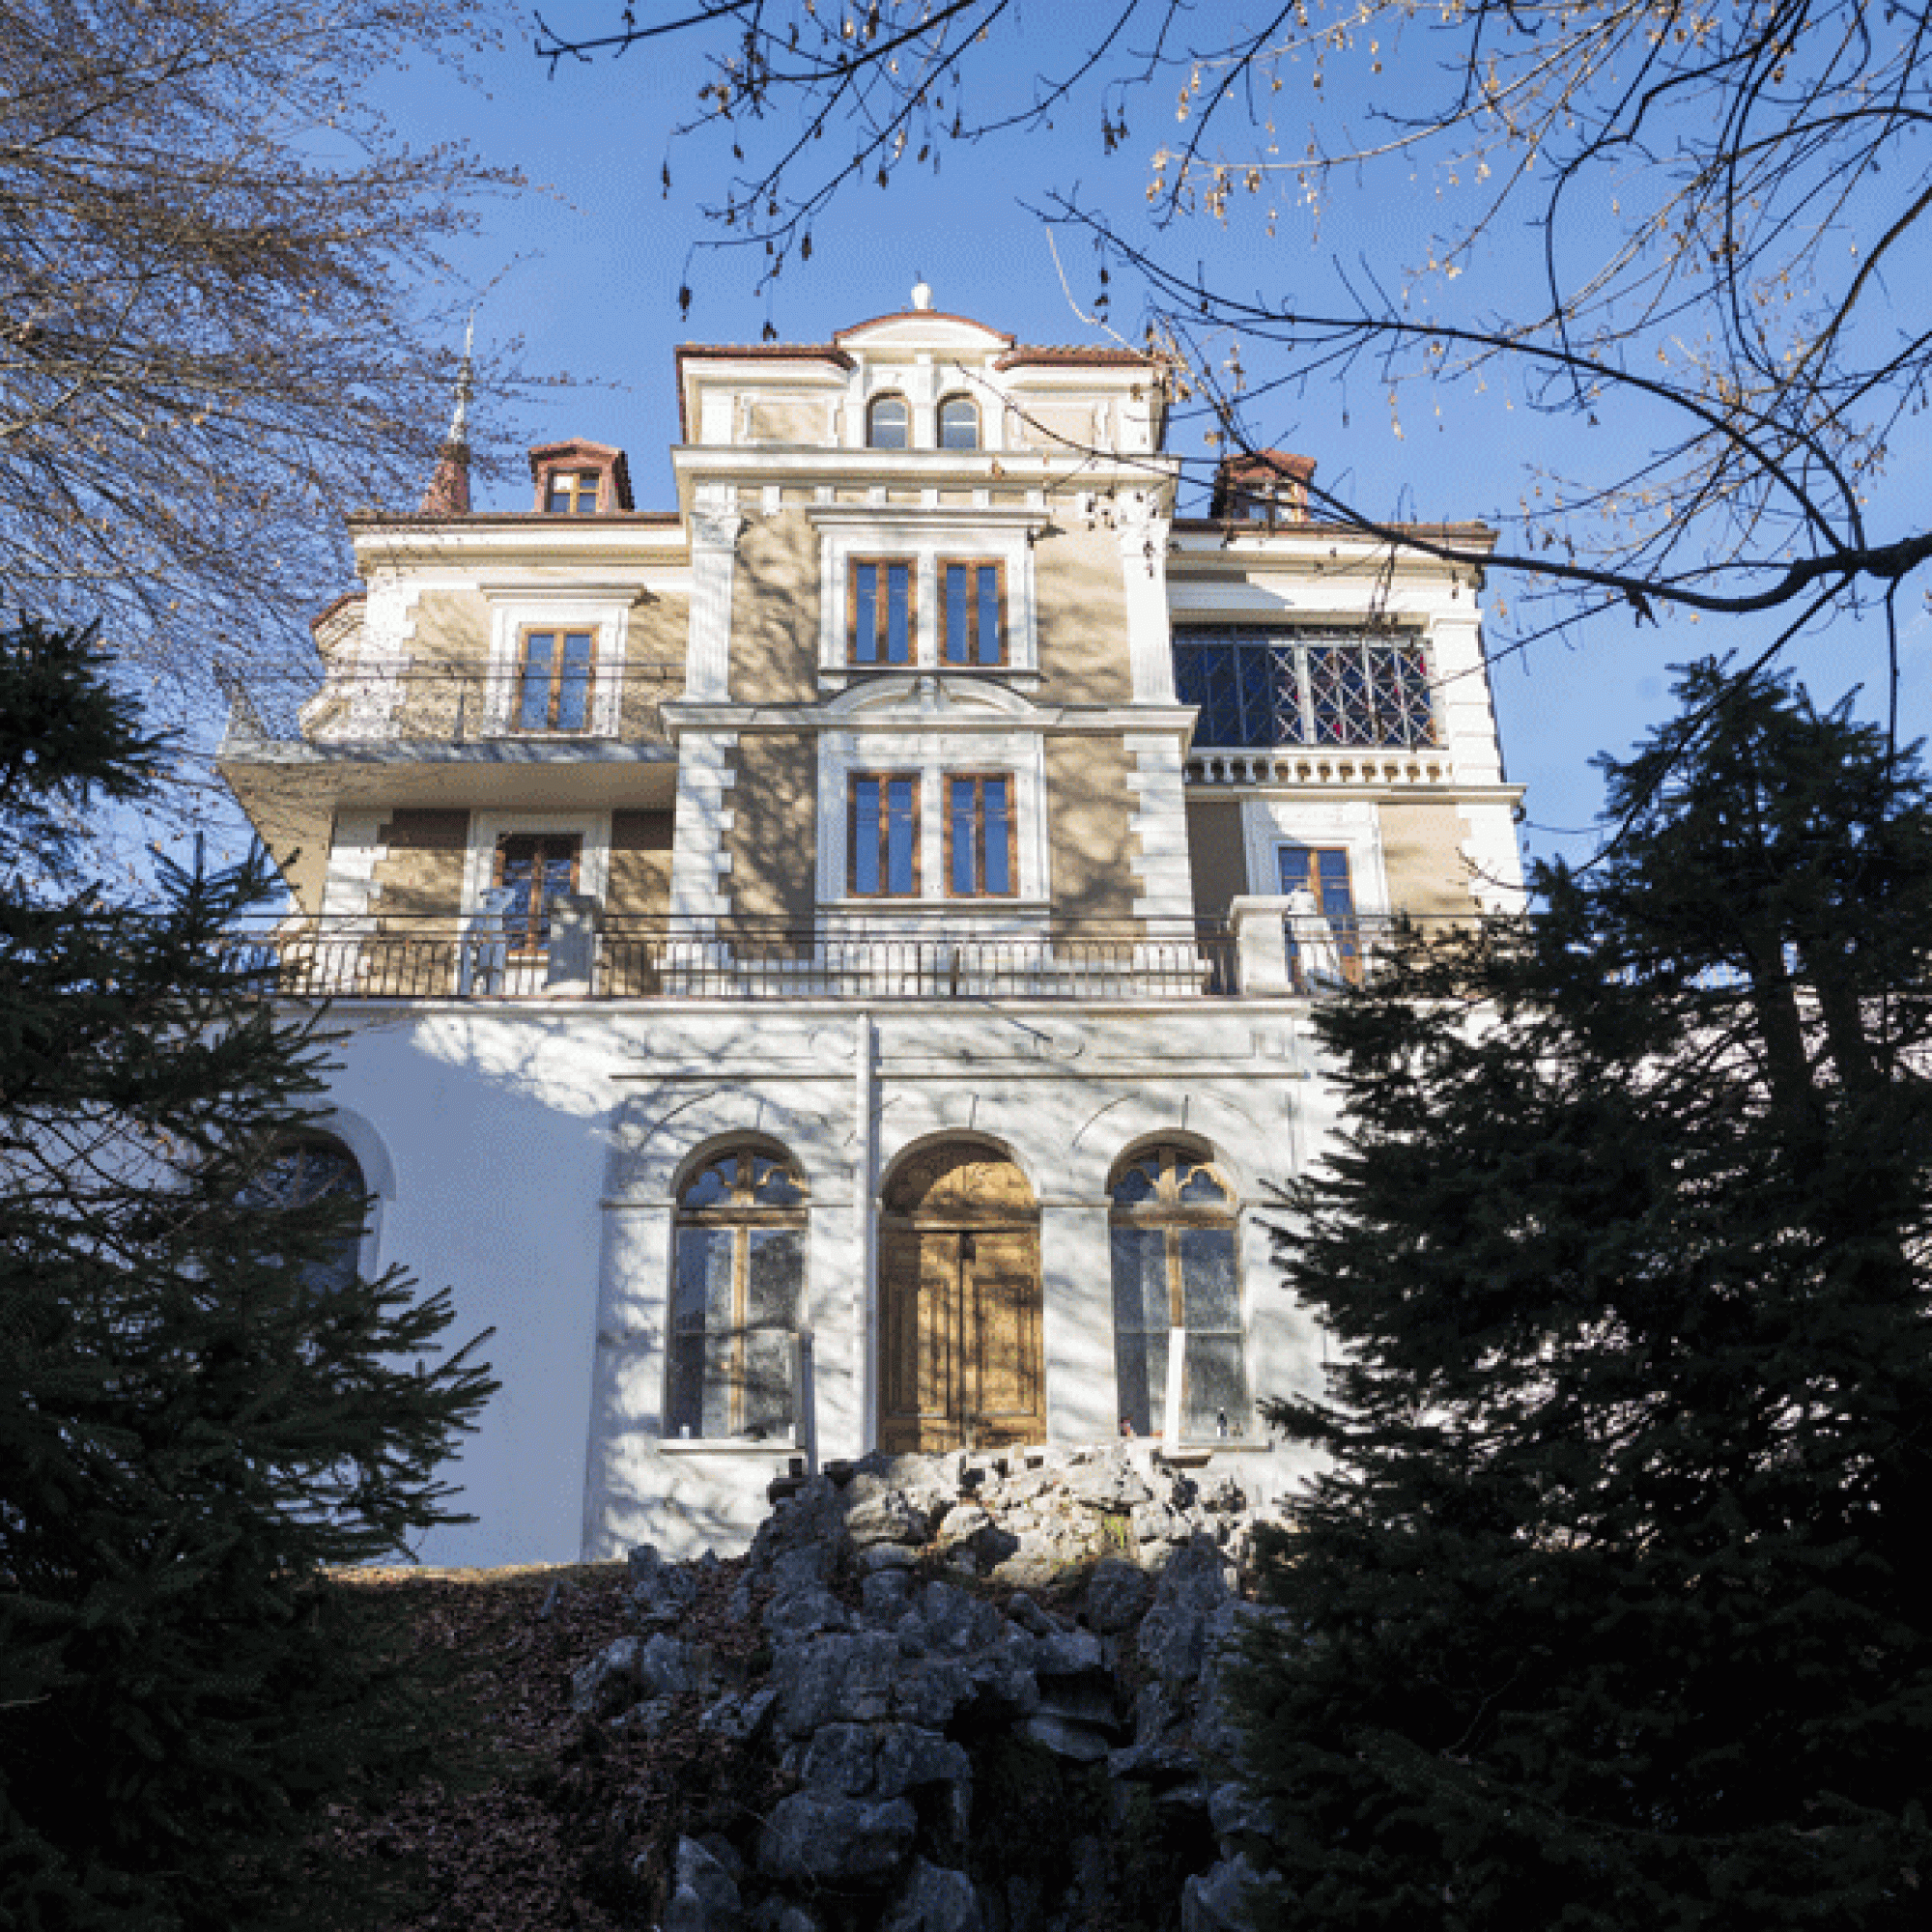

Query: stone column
left=686, top=506, right=746, bottom=701
left=665, top=733, right=738, bottom=930
left=1117, top=493, right=1176, bottom=704
left=1126, top=734, right=1196, bottom=940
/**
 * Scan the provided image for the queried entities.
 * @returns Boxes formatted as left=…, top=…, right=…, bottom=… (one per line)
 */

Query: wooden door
left=878, top=1146, right=1042, bottom=1454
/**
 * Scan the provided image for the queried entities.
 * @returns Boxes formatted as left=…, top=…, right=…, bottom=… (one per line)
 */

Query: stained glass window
left=669, top=1146, right=809, bottom=1441
left=1108, top=1147, right=1248, bottom=1440
left=237, top=1135, right=366, bottom=1295
left=1174, top=630, right=1435, bottom=749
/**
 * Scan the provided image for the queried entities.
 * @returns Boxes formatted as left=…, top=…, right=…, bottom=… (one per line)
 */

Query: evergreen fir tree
left=1238, top=662, right=1932, bottom=1931
left=0, top=617, right=497, bottom=1930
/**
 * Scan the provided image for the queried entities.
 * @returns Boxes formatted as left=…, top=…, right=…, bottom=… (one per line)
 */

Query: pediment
left=833, top=310, right=1014, bottom=355
left=827, top=674, right=1037, bottom=721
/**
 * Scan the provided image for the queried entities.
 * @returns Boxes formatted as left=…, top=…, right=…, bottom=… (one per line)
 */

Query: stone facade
left=215, top=290, right=1524, bottom=1567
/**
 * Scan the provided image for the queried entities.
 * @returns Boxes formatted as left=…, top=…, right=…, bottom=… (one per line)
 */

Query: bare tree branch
left=0, top=0, right=536, bottom=741
left=545, top=0, right=1932, bottom=660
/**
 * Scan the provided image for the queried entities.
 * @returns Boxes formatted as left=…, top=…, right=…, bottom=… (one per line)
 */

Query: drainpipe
left=854, top=1009, right=877, bottom=1454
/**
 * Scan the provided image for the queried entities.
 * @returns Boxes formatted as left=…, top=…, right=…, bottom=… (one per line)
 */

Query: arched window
left=938, top=394, right=980, bottom=450
left=867, top=393, right=910, bottom=450
left=670, top=1145, right=808, bottom=1440
left=239, top=1134, right=366, bottom=1294
left=1109, top=1146, right=1247, bottom=1440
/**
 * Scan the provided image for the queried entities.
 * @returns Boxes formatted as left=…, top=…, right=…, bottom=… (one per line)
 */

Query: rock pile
left=570, top=1444, right=1293, bottom=1932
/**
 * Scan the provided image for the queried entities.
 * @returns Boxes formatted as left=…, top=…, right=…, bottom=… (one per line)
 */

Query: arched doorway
left=879, top=1141, right=1042, bottom=1454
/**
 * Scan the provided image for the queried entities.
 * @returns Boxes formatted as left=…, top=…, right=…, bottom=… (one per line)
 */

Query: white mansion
left=218, top=290, right=1523, bottom=1565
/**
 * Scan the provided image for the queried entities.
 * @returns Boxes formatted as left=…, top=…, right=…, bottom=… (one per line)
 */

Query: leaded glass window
left=1109, top=1147, right=1248, bottom=1440
left=1173, top=630, right=1435, bottom=749
left=669, top=1146, right=808, bottom=1440
left=237, top=1134, right=366, bottom=1294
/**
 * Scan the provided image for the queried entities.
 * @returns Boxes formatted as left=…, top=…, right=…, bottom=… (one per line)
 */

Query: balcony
left=298, top=658, right=683, bottom=747
left=231, top=901, right=1395, bottom=1003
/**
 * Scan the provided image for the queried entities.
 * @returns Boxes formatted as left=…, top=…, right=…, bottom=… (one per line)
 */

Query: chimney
left=420, top=315, right=475, bottom=517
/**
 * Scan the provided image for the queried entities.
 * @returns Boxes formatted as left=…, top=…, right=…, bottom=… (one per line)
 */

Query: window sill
left=821, top=897, right=1050, bottom=916
left=657, top=1436, right=799, bottom=1456
left=818, top=667, right=1041, bottom=694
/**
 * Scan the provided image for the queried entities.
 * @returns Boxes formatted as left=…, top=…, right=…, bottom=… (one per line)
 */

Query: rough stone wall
left=571, top=1443, right=1291, bottom=1932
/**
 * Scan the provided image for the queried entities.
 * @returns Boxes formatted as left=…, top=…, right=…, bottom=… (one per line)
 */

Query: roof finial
left=910, top=272, right=932, bottom=312
left=421, top=311, right=476, bottom=517
left=448, top=308, right=475, bottom=444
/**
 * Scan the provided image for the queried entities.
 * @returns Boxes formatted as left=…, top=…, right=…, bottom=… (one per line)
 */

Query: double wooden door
left=878, top=1146, right=1042, bottom=1454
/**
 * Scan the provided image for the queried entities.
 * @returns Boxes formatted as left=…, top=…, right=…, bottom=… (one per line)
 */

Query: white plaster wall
left=314, top=1006, right=639, bottom=1567
left=310, top=997, right=1344, bottom=1567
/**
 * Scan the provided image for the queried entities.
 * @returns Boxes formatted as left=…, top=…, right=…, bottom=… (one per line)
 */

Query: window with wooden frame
left=543, top=469, right=601, bottom=515
left=1275, top=845, right=1362, bottom=986
left=515, top=628, right=597, bottom=732
left=1108, top=1147, right=1247, bottom=1440
left=940, top=559, right=1006, bottom=667
left=848, top=774, right=920, bottom=897
left=849, top=558, right=915, bottom=667
left=945, top=775, right=1016, bottom=898
left=938, top=394, right=980, bottom=449
left=493, top=834, right=581, bottom=952
left=669, top=1146, right=808, bottom=1441
left=867, top=393, right=910, bottom=449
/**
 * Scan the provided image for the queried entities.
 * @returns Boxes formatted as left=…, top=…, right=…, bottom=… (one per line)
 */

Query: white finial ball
left=910, top=275, right=933, bottom=311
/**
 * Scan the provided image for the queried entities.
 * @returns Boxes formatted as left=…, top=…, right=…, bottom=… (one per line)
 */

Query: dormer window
left=545, top=471, right=600, bottom=515
left=938, top=394, right=980, bottom=450
left=867, top=394, right=910, bottom=450
left=1209, top=450, right=1315, bottom=525
left=527, top=439, right=635, bottom=516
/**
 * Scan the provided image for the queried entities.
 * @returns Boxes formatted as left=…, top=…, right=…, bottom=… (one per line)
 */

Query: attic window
left=527, top=440, right=634, bottom=514
left=938, top=394, right=980, bottom=449
left=545, top=471, right=600, bottom=515
left=867, top=394, right=910, bottom=450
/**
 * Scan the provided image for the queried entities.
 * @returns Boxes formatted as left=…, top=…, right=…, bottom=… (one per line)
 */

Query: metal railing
left=268, top=659, right=686, bottom=747
left=225, top=916, right=1346, bottom=1002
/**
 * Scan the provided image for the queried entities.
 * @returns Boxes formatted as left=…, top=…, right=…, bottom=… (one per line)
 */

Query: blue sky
left=361, top=6, right=1932, bottom=873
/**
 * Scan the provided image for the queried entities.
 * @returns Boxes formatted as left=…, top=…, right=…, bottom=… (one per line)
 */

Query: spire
left=420, top=313, right=475, bottom=516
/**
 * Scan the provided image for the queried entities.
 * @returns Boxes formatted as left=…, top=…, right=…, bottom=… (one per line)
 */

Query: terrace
left=233, top=901, right=1405, bottom=1003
